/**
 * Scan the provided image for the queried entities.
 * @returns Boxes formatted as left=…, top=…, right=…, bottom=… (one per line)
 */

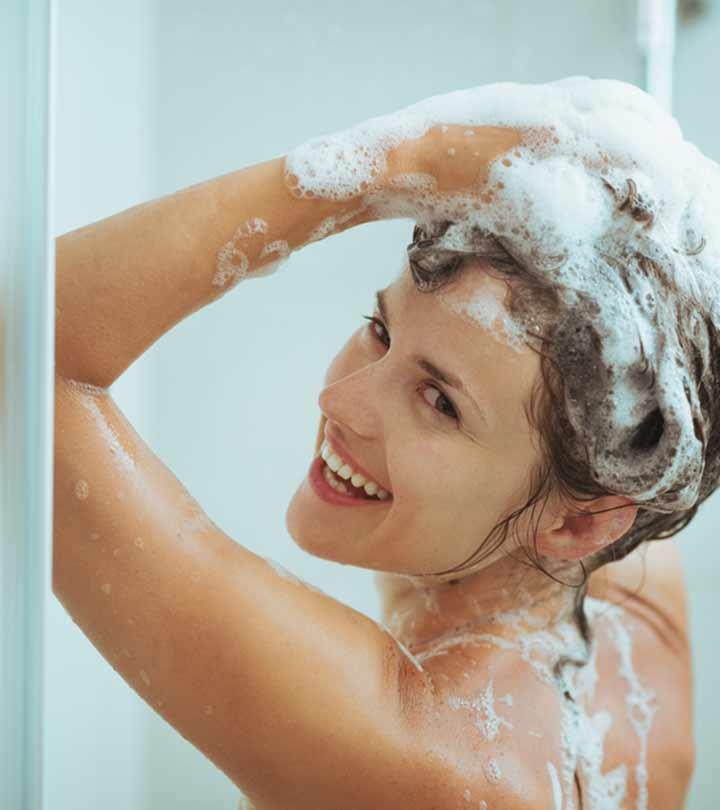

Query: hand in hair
left=368, top=124, right=522, bottom=221
left=380, top=124, right=521, bottom=193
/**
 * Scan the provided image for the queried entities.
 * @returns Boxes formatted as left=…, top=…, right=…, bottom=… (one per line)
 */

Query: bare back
left=370, top=544, right=694, bottom=810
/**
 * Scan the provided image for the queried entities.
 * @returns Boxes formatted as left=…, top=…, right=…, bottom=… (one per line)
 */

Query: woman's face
left=285, top=263, right=545, bottom=577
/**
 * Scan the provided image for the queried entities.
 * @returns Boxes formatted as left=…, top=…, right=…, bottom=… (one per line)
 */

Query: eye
left=362, top=314, right=390, bottom=348
left=419, top=384, right=459, bottom=420
left=361, top=313, right=460, bottom=422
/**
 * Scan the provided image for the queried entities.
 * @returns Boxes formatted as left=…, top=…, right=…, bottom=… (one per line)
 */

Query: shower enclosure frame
left=1, top=1, right=54, bottom=808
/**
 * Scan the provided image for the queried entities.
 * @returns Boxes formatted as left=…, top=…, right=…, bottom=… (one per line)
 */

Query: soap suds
left=446, top=679, right=513, bottom=741
left=263, top=556, right=327, bottom=596
left=214, top=217, right=271, bottom=288
left=265, top=556, right=302, bottom=583
left=380, top=622, right=426, bottom=673
left=547, top=762, right=563, bottom=810
left=74, top=479, right=89, bottom=500
left=483, top=757, right=503, bottom=784
left=286, top=76, right=720, bottom=513
left=74, top=388, right=136, bottom=474
left=411, top=597, right=654, bottom=809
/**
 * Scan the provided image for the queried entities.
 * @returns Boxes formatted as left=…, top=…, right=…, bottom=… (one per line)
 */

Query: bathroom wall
left=51, top=1, right=716, bottom=807
left=673, top=4, right=720, bottom=806
left=49, top=2, right=156, bottom=807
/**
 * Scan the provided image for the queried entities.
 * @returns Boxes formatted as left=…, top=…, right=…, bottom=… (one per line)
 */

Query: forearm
left=55, top=156, right=371, bottom=387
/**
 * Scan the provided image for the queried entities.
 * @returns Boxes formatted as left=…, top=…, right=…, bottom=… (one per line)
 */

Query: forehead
left=394, top=265, right=542, bottom=430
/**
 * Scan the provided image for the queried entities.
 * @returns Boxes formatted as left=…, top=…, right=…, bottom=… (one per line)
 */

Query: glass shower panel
left=0, top=1, right=54, bottom=808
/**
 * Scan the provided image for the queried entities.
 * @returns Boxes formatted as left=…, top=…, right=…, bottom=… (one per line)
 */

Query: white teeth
left=364, top=481, right=378, bottom=496
left=326, top=453, right=342, bottom=472
left=320, top=440, right=391, bottom=499
left=323, top=462, right=349, bottom=493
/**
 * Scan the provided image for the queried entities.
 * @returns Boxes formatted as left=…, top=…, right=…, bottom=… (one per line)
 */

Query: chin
left=284, top=480, right=344, bottom=560
left=285, top=479, right=390, bottom=571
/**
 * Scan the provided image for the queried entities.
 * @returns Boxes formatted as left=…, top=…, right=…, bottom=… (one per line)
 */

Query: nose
left=317, top=364, right=380, bottom=441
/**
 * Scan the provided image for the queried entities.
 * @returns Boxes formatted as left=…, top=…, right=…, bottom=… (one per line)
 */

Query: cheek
left=403, top=447, right=500, bottom=518
left=395, top=443, right=462, bottom=504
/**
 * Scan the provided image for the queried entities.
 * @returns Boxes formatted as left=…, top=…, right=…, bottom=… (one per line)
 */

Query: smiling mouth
left=314, top=415, right=393, bottom=502
left=321, top=457, right=386, bottom=499
left=319, top=450, right=391, bottom=500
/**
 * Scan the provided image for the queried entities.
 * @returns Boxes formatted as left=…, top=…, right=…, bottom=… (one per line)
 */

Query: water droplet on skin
left=74, top=480, right=89, bottom=500
left=100, top=583, right=112, bottom=595
left=483, top=757, right=502, bottom=784
left=134, top=537, right=145, bottom=550
left=140, top=669, right=151, bottom=686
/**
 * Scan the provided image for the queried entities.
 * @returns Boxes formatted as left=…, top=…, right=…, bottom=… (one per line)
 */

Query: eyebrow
left=375, top=288, right=486, bottom=418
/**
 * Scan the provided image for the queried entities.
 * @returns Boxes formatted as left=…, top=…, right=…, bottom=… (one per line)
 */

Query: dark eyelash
left=361, top=314, right=460, bottom=422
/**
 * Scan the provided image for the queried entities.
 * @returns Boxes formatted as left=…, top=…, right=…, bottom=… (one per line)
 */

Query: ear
left=535, top=495, right=639, bottom=562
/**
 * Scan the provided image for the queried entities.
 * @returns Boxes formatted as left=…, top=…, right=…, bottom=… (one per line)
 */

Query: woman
left=54, top=79, right=703, bottom=809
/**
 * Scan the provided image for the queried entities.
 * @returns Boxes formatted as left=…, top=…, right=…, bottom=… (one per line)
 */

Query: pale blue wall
left=674, top=5, right=720, bottom=807
left=49, top=2, right=156, bottom=806
left=51, top=2, right=717, bottom=807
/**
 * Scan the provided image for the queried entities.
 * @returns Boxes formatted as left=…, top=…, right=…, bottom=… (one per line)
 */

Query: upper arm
left=53, top=377, right=427, bottom=808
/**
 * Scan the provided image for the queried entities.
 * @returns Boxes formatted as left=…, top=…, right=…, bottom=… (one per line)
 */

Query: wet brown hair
left=404, top=216, right=720, bottom=650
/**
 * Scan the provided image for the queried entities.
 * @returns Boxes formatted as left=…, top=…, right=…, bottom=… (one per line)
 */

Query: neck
left=375, top=553, right=581, bottom=655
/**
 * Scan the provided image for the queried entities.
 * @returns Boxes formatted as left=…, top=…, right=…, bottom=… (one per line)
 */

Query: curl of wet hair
left=405, top=215, right=720, bottom=656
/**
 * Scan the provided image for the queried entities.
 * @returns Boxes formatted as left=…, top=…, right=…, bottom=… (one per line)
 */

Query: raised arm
left=55, top=157, right=371, bottom=387
left=53, top=149, right=429, bottom=808
left=54, top=120, right=519, bottom=807
left=51, top=107, right=541, bottom=807
left=55, top=120, right=519, bottom=388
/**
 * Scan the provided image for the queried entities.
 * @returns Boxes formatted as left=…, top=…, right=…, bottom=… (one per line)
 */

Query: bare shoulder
left=588, top=539, right=691, bottom=648
left=398, top=639, right=578, bottom=809
left=586, top=593, right=694, bottom=807
left=396, top=586, right=694, bottom=810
